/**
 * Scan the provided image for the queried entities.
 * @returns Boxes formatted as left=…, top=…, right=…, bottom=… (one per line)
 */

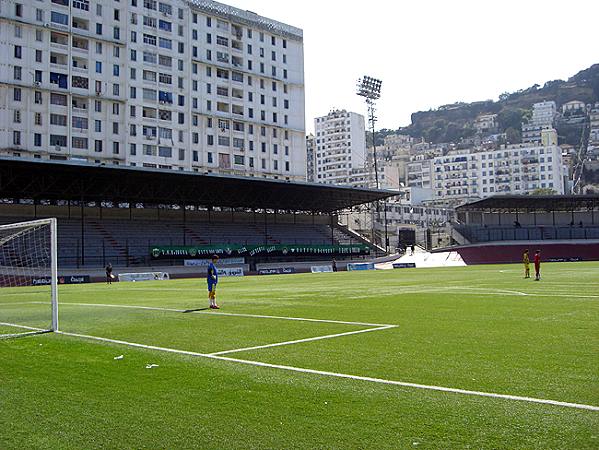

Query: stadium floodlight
left=356, top=76, right=383, bottom=188
left=356, top=75, right=389, bottom=252
left=0, top=218, right=58, bottom=338
left=356, top=76, right=382, bottom=102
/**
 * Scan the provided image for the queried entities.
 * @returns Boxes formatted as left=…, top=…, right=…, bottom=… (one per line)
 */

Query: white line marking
left=49, top=330, right=599, bottom=412
left=37, top=302, right=394, bottom=327
left=208, top=325, right=396, bottom=356
left=0, top=322, right=50, bottom=339
left=0, top=322, right=47, bottom=332
left=3, top=321, right=598, bottom=412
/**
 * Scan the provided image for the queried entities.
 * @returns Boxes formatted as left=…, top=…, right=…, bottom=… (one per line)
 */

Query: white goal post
left=0, top=218, right=59, bottom=337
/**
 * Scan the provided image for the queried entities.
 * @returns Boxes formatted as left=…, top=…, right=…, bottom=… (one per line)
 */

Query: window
left=158, top=20, right=172, bottom=32
left=51, top=12, right=69, bottom=26
left=234, top=155, right=244, bottom=165
left=13, top=88, right=22, bottom=102
left=113, top=142, right=120, bottom=154
left=34, top=134, right=42, bottom=147
left=159, top=37, right=172, bottom=49
left=158, top=146, right=172, bottom=157
left=13, top=66, right=22, bottom=81
left=14, top=46, right=22, bottom=59
left=50, top=134, right=67, bottom=147
left=13, top=110, right=21, bottom=123
left=13, top=131, right=21, bottom=146
left=72, top=116, right=88, bottom=129
left=130, top=144, right=137, bottom=156
left=143, top=34, right=157, bottom=45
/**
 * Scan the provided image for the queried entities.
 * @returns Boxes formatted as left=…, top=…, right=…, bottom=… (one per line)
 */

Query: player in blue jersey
left=207, top=254, right=220, bottom=309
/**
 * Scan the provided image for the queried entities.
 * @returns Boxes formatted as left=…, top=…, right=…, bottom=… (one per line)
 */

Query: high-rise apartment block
left=313, top=109, right=366, bottom=185
left=0, top=0, right=306, bottom=180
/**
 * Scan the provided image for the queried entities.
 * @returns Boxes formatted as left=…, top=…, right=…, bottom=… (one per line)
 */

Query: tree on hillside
left=505, top=127, right=521, bottom=144
left=531, top=188, right=557, bottom=195
left=498, top=109, right=526, bottom=131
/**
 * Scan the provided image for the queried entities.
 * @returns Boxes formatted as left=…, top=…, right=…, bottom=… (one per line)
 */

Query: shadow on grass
left=182, top=308, right=211, bottom=313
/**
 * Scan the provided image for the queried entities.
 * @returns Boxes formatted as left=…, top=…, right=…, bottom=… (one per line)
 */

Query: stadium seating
left=1, top=217, right=358, bottom=268
left=454, top=225, right=599, bottom=244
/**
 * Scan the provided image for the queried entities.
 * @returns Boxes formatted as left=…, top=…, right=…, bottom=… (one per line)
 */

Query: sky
left=226, top=0, right=599, bottom=133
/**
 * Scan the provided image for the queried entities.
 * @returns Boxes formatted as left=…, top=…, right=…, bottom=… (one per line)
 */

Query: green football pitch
left=1, top=263, right=598, bottom=449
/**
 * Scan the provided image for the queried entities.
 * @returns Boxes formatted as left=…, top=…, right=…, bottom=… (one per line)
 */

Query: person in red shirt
left=534, top=250, right=541, bottom=281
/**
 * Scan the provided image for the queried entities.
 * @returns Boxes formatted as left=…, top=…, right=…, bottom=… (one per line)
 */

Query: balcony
left=231, top=24, right=243, bottom=39
left=72, top=37, right=89, bottom=53
left=50, top=52, right=68, bottom=67
left=72, top=56, right=88, bottom=73
left=50, top=32, right=69, bottom=48
left=71, top=75, right=89, bottom=90
left=72, top=17, right=89, bottom=32
left=71, top=96, right=88, bottom=111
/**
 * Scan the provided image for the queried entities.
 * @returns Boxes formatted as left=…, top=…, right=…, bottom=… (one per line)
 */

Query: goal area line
left=2, top=320, right=598, bottom=412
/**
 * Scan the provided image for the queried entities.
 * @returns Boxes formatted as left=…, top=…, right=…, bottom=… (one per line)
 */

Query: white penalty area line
left=33, top=301, right=394, bottom=327
left=30, top=301, right=397, bottom=355
left=3, top=321, right=598, bottom=412
left=207, top=325, right=396, bottom=356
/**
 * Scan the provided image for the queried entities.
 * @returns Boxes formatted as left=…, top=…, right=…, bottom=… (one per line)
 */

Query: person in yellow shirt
left=522, top=249, right=530, bottom=279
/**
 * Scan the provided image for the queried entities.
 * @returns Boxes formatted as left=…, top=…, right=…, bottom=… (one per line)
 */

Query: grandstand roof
left=0, top=157, right=394, bottom=213
left=457, top=195, right=599, bottom=212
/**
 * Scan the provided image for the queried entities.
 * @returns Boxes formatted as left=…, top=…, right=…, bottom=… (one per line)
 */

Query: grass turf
left=1, top=262, right=598, bottom=448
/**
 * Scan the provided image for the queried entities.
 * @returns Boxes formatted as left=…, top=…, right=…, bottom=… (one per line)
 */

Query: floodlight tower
left=357, top=76, right=388, bottom=253
left=356, top=76, right=382, bottom=188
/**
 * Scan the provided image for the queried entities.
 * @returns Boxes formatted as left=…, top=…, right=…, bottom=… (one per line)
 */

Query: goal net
left=0, top=218, right=58, bottom=338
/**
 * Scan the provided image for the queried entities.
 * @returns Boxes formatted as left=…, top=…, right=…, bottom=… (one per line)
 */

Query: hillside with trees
left=373, top=64, right=599, bottom=147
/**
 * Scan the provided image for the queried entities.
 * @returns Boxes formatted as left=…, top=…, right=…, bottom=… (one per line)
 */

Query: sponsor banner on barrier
left=258, top=267, right=296, bottom=275
left=392, top=263, right=417, bottom=269
left=346, top=262, right=375, bottom=271
left=217, top=267, right=244, bottom=277
left=119, top=272, right=170, bottom=282
left=184, top=257, right=245, bottom=267
left=311, top=265, right=333, bottom=273
left=31, top=275, right=91, bottom=286
left=547, top=257, right=582, bottom=263
left=151, top=243, right=371, bottom=259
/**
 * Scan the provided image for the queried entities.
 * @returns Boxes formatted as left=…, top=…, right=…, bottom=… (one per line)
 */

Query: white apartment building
left=314, top=109, right=366, bottom=185
left=522, top=101, right=557, bottom=144
left=0, top=0, right=306, bottom=180
left=408, top=143, right=565, bottom=204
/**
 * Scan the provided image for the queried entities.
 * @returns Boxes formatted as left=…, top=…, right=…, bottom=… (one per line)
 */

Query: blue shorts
left=208, top=282, right=217, bottom=292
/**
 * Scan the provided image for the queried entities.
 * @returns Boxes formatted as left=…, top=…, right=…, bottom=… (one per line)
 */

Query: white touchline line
left=49, top=330, right=598, bottom=412
left=3, top=321, right=598, bottom=412
left=207, top=325, right=396, bottom=356
left=35, top=302, right=394, bottom=327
